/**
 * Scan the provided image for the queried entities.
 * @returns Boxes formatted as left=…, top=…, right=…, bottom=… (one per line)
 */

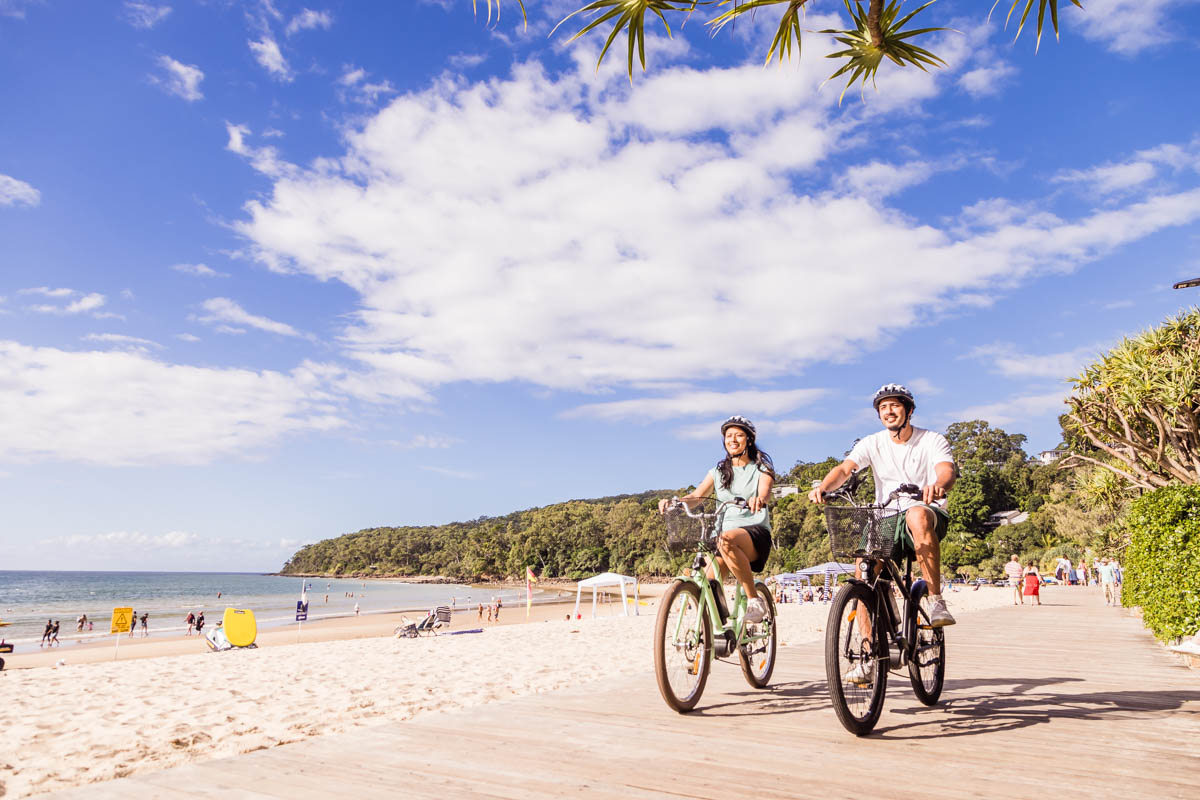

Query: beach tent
left=797, top=561, right=857, bottom=579
left=769, top=572, right=811, bottom=585
left=572, top=572, right=639, bottom=619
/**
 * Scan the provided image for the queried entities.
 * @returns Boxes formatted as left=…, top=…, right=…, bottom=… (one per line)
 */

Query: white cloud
left=675, top=417, right=835, bottom=441
left=227, top=57, right=1200, bottom=414
left=958, top=62, right=1016, bottom=97
left=564, top=388, right=828, bottom=422
left=966, top=343, right=1101, bottom=379
left=27, top=291, right=106, bottom=315
left=1054, top=138, right=1200, bottom=196
left=386, top=434, right=461, bottom=449
left=197, top=297, right=305, bottom=338
left=0, top=341, right=344, bottom=465
left=948, top=391, right=1070, bottom=428
left=150, top=55, right=203, bottom=101
left=82, top=333, right=164, bottom=350
left=1072, top=0, right=1192, bottom=55
left=175, top=333, right=201, bottom=342
left=449, top=52, right=488, bottom=70
left=19, top=286, right=73, bottom=298
left=335, top=66, right=396, bottom=105
left=225, top=122, right=293, bottom=178
left=0, top=174, right=41, bottom=207
left=249, top=36, right=292, bottom=81
left=48, top=530, right=198, bottom=549
left=285, top=8, right=332, bottom=36
left=419, top=465, right=478, bottom=479
left=123, top=2, right=170, bottom=29
left=171, top=262, right=228, bottom=278
left=838, top=159, right=938, bottom=198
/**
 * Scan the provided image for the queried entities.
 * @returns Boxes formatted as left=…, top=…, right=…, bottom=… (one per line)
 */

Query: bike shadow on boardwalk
left=872, top=676, right=1200, bottom=740
left=684, top=678, right=830, bottom=718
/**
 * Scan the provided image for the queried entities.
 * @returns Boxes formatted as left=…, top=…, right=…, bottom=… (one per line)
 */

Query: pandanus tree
left=1063, top=308, right=1200, bottom=490
left=471, top=0, right=1083, bottom=96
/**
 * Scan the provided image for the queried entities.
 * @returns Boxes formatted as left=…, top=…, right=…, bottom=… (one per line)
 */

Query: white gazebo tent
left=572, top=572, right=639, bottom=619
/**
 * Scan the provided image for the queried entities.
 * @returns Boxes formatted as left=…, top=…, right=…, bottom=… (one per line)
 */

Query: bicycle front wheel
left=654, top=580, right=712, bottom=713
left=825, top=582, right=887, bottom=736
left=908, top=589, right=946, bottom=706
left=739, top=580, right=777, bottom=688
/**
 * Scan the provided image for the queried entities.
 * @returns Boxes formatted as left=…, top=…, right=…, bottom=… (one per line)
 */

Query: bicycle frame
left=844, top=552, right=927, bottom=670
left=668, top=501, right=770, bottom=659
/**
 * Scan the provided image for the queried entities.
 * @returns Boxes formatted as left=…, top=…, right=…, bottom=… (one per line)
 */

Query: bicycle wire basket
left=823, top=505, right=903, bottom=560
left=664, top=505, right=715, bottom=554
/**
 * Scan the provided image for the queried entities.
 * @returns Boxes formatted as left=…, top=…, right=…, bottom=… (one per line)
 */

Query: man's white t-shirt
left=847, top=426, right=955, bottom=511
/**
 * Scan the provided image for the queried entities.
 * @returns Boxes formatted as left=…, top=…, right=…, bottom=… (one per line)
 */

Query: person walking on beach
left=494, top=601, right=500, bottom=624
left=41, top=619, right=53, bottom=647
left=186, top=612, right=195, bottom=635
left=76, top=613, right=87, bottom=632
left=140, top=612, right=149, bottom=637
left=1005, top=554, right=1024, bottom=605
left=129, top=610, right=137, bottom=638
left=477, top=603, right=483, bottom=621
left=354, top=602, right=360, bottom=616
left=1023, top=562, right=1042, bottom=605
left=50, top=620, right=60, bottom=645
left=195, top=612, right=205, bottom=635
left=1055, top=555, right=1072, bottom=585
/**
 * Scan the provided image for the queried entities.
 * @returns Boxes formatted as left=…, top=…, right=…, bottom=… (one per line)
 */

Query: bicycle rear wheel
left=654, top=580, right=712, bottom=713
left=739, top=580, right=777, bottom=688
left=908, top=588, right=946, bottom=706
left=825, top=582, right=887, bottom=736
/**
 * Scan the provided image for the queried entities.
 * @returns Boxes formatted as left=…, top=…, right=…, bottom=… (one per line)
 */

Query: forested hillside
left=282, top=416, right=1132, bottom=581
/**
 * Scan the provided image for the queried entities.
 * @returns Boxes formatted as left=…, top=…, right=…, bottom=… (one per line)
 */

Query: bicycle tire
left=825, top=581, right=887, bottom=736
left=908, top=587, right=946, bottom=706
left=738, top=580, right=777, bottom=688
left=654, top=580, right=712, bottom=713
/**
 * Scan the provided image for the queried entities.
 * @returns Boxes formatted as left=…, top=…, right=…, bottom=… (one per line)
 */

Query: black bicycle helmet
left=872, top=383, right=915, bottom=412
left=720, top=415, right=756, bottom=441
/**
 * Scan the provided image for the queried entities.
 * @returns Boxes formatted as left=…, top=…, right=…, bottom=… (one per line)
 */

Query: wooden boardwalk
left=48, top=591, right=1200, bottom=799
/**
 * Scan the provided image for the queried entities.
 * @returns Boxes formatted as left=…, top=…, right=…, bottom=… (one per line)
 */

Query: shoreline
left=1, top=582, right=667, bottom=670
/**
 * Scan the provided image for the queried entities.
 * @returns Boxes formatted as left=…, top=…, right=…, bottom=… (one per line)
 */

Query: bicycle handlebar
left=665, top=496, right=747, bottom=518
left=821, top=482, right=922, bottom=504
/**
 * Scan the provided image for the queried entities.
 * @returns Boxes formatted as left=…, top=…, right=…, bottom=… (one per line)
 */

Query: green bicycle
left=653, top=498, right=778, bottom=713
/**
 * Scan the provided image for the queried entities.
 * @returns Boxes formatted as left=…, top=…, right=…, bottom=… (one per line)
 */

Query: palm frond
left=987, top=0, right=1083, bottom=51
left=552, top=1, right=702, bottom=80
left=819, top=0, right=949, bottom=104
left=709, top=1, right=809, bottom=66
left=472, top=0, right=528, bottom=29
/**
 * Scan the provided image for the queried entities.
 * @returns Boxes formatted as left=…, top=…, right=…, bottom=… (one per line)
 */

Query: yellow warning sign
left=111, top=607, right=133, bottom=634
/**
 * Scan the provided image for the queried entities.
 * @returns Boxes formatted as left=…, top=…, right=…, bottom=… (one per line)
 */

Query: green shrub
left=1124, top=485, right=1200, bottom=641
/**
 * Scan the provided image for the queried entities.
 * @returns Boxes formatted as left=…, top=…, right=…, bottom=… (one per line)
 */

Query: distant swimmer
left=217, top=592, right=222, bottom=599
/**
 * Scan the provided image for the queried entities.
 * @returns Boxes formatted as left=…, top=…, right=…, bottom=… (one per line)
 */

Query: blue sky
left=1, top=0, right=1198, bottom=572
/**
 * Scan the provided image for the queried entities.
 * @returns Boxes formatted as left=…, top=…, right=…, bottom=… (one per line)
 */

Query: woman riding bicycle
left=658, top=415, right=775, bottom=623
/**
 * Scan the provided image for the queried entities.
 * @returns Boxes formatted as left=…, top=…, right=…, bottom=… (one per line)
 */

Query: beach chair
left=431, top=606, right=452, bottom=634
left=394, top=617, right=420, bottom=638
left=412, top=610, right=437, bottom=636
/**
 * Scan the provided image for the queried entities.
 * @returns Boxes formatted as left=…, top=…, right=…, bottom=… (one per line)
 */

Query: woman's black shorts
left=741, top=524, right=773, bottom=572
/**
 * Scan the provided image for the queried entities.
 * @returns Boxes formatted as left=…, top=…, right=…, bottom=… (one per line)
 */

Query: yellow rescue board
left=222, top=608, right=257, bottom=647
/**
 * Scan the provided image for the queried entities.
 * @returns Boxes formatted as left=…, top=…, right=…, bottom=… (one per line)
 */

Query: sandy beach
left=0, top=584, right=1017, bottom=798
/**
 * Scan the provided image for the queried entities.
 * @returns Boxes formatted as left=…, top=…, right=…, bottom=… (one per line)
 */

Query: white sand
left=0, top=585, right=1015, bottom=798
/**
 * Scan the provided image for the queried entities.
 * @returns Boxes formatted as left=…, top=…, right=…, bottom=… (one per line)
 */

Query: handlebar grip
left=733, top=496, right=748, bottom=508
left=897, top=483, right=921, bottom=495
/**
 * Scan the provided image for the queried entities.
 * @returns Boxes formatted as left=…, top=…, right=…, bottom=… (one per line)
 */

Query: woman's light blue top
left=708, top=463, right=770, bottom=532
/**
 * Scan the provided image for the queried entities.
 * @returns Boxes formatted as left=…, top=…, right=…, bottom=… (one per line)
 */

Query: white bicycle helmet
left=720, top=415, right=757, bottom=441
left=872, top=384, right=915, bottom=412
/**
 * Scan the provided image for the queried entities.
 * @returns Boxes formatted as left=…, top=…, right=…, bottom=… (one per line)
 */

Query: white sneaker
left=744, top=597, right=768, bottom=624
left=844, top=660, right=873, bottom=686
left=929, top=595, right=956, bottom=627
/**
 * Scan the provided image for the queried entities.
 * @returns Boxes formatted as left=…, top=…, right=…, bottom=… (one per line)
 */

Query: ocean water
left=0, top=571, right=523, bottom=652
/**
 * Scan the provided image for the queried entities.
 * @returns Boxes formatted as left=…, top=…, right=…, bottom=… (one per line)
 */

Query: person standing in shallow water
left=40, top=619, right=53, bottom=647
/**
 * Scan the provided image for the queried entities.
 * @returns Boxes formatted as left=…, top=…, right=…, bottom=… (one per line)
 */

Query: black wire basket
left=664, top=505, right=714, bottom=553
left=823, top=505, right=903, bottom=560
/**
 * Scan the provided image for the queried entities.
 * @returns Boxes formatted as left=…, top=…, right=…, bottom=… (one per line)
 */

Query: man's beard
left=883, top=415, right=908, bottom=433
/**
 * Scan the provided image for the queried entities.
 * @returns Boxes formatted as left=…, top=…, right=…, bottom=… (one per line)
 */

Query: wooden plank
left=44, top=590, right=1200, bottom=799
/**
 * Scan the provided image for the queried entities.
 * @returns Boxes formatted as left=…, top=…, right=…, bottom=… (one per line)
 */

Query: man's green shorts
left=882, top=504, right=949, bottom=561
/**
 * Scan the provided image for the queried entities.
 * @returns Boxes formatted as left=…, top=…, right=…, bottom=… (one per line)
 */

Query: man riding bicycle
left=808, top=384, right=957, bottom=628
left=658, top=415, right=775, bottom=623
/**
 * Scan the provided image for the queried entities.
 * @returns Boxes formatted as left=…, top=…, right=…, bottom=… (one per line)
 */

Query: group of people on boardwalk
left=1004, top=553, right=1124, bottom=606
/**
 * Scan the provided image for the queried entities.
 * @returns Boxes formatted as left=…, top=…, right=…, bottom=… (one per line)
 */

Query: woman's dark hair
left=716, top=427, right=776, bottom=490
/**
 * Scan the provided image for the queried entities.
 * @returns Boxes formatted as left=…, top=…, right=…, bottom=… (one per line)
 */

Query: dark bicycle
left=821, top=473, right=946, bottom=735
